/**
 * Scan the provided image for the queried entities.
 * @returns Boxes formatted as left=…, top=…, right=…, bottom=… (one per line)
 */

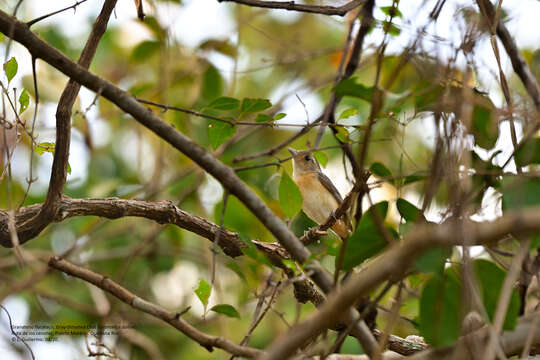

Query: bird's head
left=288, top=148, right=321, bottom=175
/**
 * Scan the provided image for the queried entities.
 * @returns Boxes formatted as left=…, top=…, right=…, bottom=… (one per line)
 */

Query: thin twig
left=216, top=0, right=365, bottom=17
left=48, top=256, right=263, bottom=357
left=26, top=0, right=90, bottom=27
left=0, top=304, right=36, bottom=360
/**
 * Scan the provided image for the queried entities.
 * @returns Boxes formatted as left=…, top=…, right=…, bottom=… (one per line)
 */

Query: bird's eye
left=304, top=155, right=311, bottom=161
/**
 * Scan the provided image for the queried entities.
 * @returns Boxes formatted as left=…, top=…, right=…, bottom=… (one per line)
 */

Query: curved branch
left=0, top=197, right=245, bottom=256
left=216, top=0, right=365, bottom=16
left=476, top=0, right=540, bottom=113
left=48, top=256, right=263, bottom=358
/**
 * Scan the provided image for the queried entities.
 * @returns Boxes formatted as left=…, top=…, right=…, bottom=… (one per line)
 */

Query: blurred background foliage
left=1, top=0, right=540, bottom=358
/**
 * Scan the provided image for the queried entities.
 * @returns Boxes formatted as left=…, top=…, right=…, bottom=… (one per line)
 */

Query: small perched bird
left=288, top=148, right=353, bottom=240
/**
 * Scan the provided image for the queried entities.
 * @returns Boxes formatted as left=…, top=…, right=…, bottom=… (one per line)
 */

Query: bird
left=288, top=148, right=353, bottom=240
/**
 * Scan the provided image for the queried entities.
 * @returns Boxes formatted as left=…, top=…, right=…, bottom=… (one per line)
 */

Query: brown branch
left=216, top=0, right=365, bottom=17
left=0, top=196, right=326, bottom=310
left=372, top=330, right=427, bottom=356
left=315, top=353, right=403, bottom=360
left=26, top=0, right=90, bottom=27
left=0, top=10, right=378, bottom=354
left=48, top=256, right=263, bottom=358
left=475, top=0, right=540, bottom=113
left=316, top=0, right=375, bottom=181
left=137, top=98, right=366, bottom=129
left=232, top=115, right=321, bottom=163
left=262, top=208, right=540, bottom=360
left=0, top=304, right=35, bottom=360
left=0, top=197, right=244, bottom=256
left=20, top=0, right=118, bottom=245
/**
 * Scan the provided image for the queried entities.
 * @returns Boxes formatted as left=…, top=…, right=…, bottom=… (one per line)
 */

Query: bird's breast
left=294, top=173, right=339, bottom=224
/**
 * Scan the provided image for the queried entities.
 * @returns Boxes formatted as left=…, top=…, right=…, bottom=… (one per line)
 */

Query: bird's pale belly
left=295, top=173, right=339, bottom=224
left=293, top=173, right=352, bottom=239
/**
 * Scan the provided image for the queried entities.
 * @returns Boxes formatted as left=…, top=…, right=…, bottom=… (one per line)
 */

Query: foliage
left=0, top=0, right=539, bottom=359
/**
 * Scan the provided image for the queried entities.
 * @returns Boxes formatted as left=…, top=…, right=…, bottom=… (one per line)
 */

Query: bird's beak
left=288, top=148, right=298, bottom=157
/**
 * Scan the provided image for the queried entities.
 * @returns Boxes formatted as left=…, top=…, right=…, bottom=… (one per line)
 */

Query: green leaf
left=502, top=177, right=540, bottom=209
left=207, top=97, right=240, bottom=110
left=194, top=279, right=211, bottom=309
left=131, top=40, right=160, bottom=62
left=414, top=247, right=451, bottom=275
left=142, top=16, right=166, bottom=39
left=18, top=89, right=30, bottom=114
left=382, top=90, right=410, bottom=113
left=153, top=256, right=174, bottom=272
left=279, top=171, right=302, bottom=219
left=384, top=21, right=401, bottom=36
left=128, top=82, right=154, bottom=96
left=36, top=142, right=56, bottom=155
left=515, top=137, right=540, bottom=166
left=380, top=5, right=403, bottom=18
left=334, top=77, right=373, bottom=102
left=404, top=172, right=428, bottom=185
left=419, top=273, right=461, bottom=346
left=414, top=84, right=445, bottom=113
left=531, top=235, right=540, bottom=250
left=67, top=162, right=72, bottom=174
left=208, top=120, right=236, bottom=150
left=210, top=304, right=240, bottom=318
left=369, top=162, right=392, bottom=183
left=201, top=64, right=224, bottom=101
left=241, top=98, right=272, bottom=113
left=341, top=202, right=396, bottom=271
left=313, top=151, right=328, bottom=168
left=274, top=113, right=286, bottom=120
left=474, top=259, right=520, bottom=330
left=3, top=57, right=17, bottom=83
left=471, top=104, right=498, bottom=149
left=281, top=259, right=296, bottom=271
left=396, top=198, right=424, bottom=222
left=255, top=113, right=273, bottom=123
left=199, top=39, right=237, bottom=58
left=338, top=108, right=358, bottom=119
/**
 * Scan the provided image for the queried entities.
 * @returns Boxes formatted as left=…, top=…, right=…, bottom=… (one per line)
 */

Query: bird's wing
left=316, top=172, right=354, bottom=236
left=316, top=172, right=343, bottom=204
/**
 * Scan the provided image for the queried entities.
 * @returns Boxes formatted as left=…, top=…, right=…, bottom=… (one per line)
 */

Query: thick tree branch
left=216, top=0, right=365, bottom=16
left=476, top=0, right=540, bottom=113
left=0, top=197, right=245, bottom=256
left=262, top=208, right=540, bottom=360
left=0, top=196, right=325, bottom=311
left=48, top=256, right=263, bottom=358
